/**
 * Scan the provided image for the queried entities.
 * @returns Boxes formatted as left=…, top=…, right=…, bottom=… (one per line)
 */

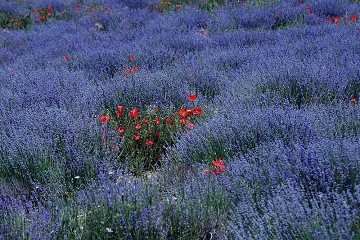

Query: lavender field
left=1, top=0, right=360, bottom=239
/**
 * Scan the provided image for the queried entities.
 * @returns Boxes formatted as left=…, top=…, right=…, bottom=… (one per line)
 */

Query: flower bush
left=99, top=96, right=203, bottom=175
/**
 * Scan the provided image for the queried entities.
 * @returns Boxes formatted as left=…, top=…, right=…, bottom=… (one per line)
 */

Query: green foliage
left=0, top=11, right=33, bottom=30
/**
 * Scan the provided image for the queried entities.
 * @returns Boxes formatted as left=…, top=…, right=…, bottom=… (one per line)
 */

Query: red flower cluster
left=99, top=115, right=111, bottom=125
left=203, top=158, right=226, bottom=176
left=123, top=56, right=141, bottom=77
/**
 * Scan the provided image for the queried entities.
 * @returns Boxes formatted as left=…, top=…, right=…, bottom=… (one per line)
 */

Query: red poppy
left=333, top=17, right=340, bottom=22
left=135, top=125, right=142, bottom=130
left=33, top=9, right=38, bottom=13
left=176, top=4, right=182, bottom=8
left=64, top=55, right=70, bottom=61
left=135, top=66, right=141, bottom=71
left=47, top=12, right=52, bottom=17
left=129, top=108, right=139, bottom=118
left=185, top=109, right=193, bottom=116
left=179, top=118, right=189, bottom=123
left=307, top=7, right=312, bottom=12
left=165, top=118, right=173, bottom=125
left=133, top=135, right=141, bottom=140
left=299, top=1, right=304, bottom=4
left=40, top=15, right=46, bottom=21
left=116, top=112, right=123, bottom=117
left=212, top=158, right=225, bottom=170
left=178, top=109, right=187, bottom=118
left=164, top=1, right=171, bottom=5
left=153, top=119, right=161, bottom=124
left=109, top=3, right=113, bottom=7
left=202, top=169, right=211, bottom=174
left=126, top=69, right=135, bottom=75
left=146, top=141, right=154, bottom=145
left=276, top=11, right=280, bottom=15
left=19, top=43, right=25, bottom=47
left=351, top=97, right=357, bottom=103
left=47, top=5, right=52, bottom=11
left=143, top=119, right=149, bottom=123
left=154, top=133, right=160, bottom=137
left=116, top=126, right=125, bottom=133
left=351, top=15, right=357, bottom=21
left=87, top=7, right=92, bottom=12
left=75, top=5, right=80, bottom=9
left=189, top=95, right=197, bottom=101
left=117, top=106, right=125, bottom=111
left=187, top=123, right=194, bottom=128
left=100, top=7, right=105, bottom=11
left=99, top=116, right=111, bottom=125
left=192, top=108, right=202, bottom=116
left=129, top=56, right=135, bottom=61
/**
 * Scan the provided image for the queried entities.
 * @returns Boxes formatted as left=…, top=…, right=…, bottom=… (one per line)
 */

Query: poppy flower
left=130, top=56, right=135, bottom=61
left=129, top=108, right=139, bottom=118
left=117, top=106, right=125, bottom=111
left=187, top=123, right=194, bottom=128
left=154, top=133, right=160, bottom=137
left=99, top=116, right=111, bottom=125
left=64, top=55, right=70, bottom=61
left=153, top=119, right=161, bottom=124
left=189, top=95, right=197, bottom=101
left=351, top=97, right=357, bottom=103
left=116, top=112, right=123, bottom=117
left=33, top=9, right=38, bottom=13
left=116, top=126, right=125, bottom=133
left=192, top=108, right=202, bottom=116
left=307, top=7, right=312, bottom=12
left=333, top=17, right=340, bottom=22
left=75, top=5, right=80, bottom=9
left=202, top=169, right=211, bottom=174
left=165, top=118, right=173, bottom=125
left=299, top=1, right=304, bottom=4
left=133, top=135, right=141, bottom=140
left=135, top=66, right=141, bottom=71
left=212, top=158, right=225, bottom=170
left=47, top=5, right=52, bottom=11
left=126, top=69, right=135, bottom=75
left=135, top=125, right=142, bottom=130
left=276, top=11, right=280, bottom=15
left=47, top=12, right=52, bottom=17
left=87, top=7, right=92, bottom=12
left=40, top=15, right=46, bottom=21
left=19, top=43, right=25, bottom=47
left=176, top=4, right=182, bottom=8
left=178, top=109, right=187, bottom=118
left=143, top=119, right=149, bottom=124
left=180, top=118, right=189, bottom=123
left=100, top=7, right=105, bottom=11
left=186, top=109, right=193, bottom=116
left=351, top=15, right=357, bottom=21
left=164, top=1, right=171, bottom=5
left=146, top=141, right=154, bottom=145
